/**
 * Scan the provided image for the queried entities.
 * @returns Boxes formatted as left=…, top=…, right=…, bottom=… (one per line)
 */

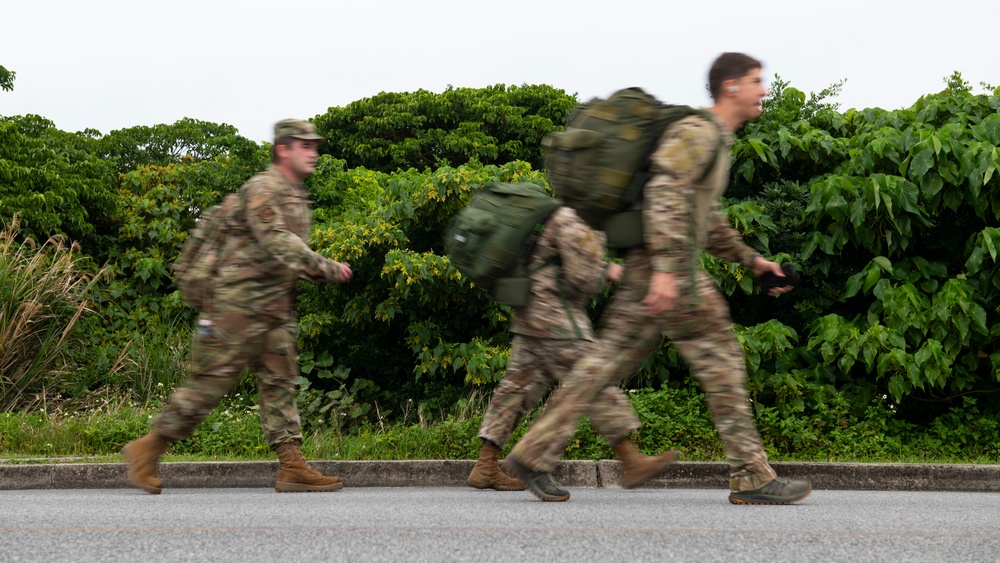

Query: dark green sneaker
left=728, top=477, right=812, bottom=505
left=504, top=455, right=571, bottom=502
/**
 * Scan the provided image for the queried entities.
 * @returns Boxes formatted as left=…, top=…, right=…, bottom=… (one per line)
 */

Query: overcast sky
left=2, top=0, right=996, bottom=145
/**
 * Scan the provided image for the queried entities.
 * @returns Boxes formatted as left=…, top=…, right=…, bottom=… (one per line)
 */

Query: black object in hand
left=759, top=264, right=800, bottom=291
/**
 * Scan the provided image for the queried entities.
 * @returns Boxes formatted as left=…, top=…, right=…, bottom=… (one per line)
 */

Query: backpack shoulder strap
left=690, top=109, right=726, bottom=181
left=531, top=210, right=585, bottom=341
left=203, top=190, right=250, bottom=314
left=555, top=273, right=584, bottom=340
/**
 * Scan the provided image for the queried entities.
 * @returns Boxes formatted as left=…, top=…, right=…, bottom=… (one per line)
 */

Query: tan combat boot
left=122, top=432, right=170, bottom=494
left=612, top=441, right=680, bottom=488
left=274, top=443, right=343, bottom=492
left=467, top=442, right=527, bottom=491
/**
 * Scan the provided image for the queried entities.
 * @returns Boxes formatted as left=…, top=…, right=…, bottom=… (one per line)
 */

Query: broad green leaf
left=972, top=305, right=988, bottom=333
left=908, top=148, right=934, bottom=179
left=825, top=194, right=849, bottom=217
left=863, top=266, right=881, bottom=292
left=845, top=272, right=864, bottom=297
left=736, top=159, right=755, bottom=183
left=980, top=228, right=1000, bottom=261
left=748, top=138, right=768, bottom=162
left=964, top=247, right=984, bottom=272
left=920, top=173, right=945, bottom=200
left=873, top=256, right=893, bottom=273
left=887, top=375, right=906, bottom=403
left=755, top=231, right=770, bottom=249
left=849, top=198, right=867, bottom=226
left=871, top=137, right=887, bottom=157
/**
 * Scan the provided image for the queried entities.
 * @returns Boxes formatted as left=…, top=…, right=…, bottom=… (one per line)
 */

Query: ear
left=723, top=79, right=740, bottom=94
left=274, top=142, right=289, bottom=161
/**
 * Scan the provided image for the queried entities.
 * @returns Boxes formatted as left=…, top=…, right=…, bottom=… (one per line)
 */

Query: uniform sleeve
left=705, top=202, right=760, bottom=266
left=643, top=118, right=718, bottom=274
left=243, top=181, right=344, bottom=283
left=553, top=208, right=609, bottom=298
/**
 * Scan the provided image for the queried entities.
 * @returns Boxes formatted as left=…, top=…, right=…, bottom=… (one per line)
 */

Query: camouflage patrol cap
left=273, top=118, right=324, bottom=142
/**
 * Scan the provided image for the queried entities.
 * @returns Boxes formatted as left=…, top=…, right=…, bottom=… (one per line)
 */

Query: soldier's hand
left=642, top=272, right=678, bottom=316
left=751, top=257, right=792, bottom=296
left=337, top=262, right=353, bottom=283
left=606, top=263, right=624, bottom=283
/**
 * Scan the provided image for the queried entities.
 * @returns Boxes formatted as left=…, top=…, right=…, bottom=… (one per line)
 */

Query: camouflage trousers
left=153, top=306, right=303, bottom=450
left=509, top=253, right=777, bottom=491
left=478, top=335, right=640, bottom=449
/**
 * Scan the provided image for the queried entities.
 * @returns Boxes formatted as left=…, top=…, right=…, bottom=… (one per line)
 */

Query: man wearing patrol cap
left=123, top=118, right=353, bottom=494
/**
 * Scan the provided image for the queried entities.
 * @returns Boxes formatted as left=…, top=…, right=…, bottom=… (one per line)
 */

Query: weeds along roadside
left=2, top=385, right=998, bottom=465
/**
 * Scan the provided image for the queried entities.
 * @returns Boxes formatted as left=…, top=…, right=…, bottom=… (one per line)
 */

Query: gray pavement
left=1, top=487, right=998, bottom=562
left=1, top=459, right=1000, bottom=492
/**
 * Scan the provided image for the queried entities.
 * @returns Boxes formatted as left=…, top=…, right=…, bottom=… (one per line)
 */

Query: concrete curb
left=1, top=460, right=999, bottom=492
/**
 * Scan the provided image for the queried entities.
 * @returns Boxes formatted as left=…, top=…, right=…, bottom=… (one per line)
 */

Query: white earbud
left=727, top=85, right=740, bottom=93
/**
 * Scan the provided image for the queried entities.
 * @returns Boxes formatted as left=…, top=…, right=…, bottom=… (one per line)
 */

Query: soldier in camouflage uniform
left=508, top=53, right=812, bottom=504
left=467, top=206, right=678, bottom=495
left=123, top=119, right=353, bottom=494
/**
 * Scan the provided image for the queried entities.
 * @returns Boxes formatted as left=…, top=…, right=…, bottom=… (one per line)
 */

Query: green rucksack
left=172, top=192, right=247, bottom=311
left=445, top=182, right=562, bottom=307
left=542, top=87, right=719, bottom=249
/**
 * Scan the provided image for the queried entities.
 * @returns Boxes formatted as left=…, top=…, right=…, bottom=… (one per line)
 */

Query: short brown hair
left=271, top=136, right=294, bottom=163
left=708, top=52, right=763, bottom=101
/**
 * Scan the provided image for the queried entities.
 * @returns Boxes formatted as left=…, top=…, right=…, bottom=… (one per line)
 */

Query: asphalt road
left=1, top=487, right=998, bottom=562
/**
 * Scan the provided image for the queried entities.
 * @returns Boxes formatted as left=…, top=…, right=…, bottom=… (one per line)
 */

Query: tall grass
left=118, top=313, right=191, bottom=407
left=0, top=218, right=103, bottom=411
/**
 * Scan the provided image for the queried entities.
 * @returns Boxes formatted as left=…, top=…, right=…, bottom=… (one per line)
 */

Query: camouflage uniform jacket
left=509, top=207, right=609, bottom=342
left=212, top=165, right=344, bottom=320
left=643, top=113, right=759, bottom=274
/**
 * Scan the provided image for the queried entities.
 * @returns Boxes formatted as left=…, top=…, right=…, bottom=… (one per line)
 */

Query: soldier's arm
left=554, top=208, right=610, bottom=297
left=705, top=203, right=761, bottom=267
left=643, top=117, right=718, bottom=274
left=243, top=182, right=345, bottom=283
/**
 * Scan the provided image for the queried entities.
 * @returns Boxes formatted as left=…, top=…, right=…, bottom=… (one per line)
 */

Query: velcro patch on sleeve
left=579, top=230, right=601, bottom=256
left=256, top=205, right=277, bottom=223
left=653, top=125, right=713, bottom=175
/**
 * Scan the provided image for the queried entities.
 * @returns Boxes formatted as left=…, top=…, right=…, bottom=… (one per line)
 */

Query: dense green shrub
left=313, top=84, right=575, bottom=172
left=4, top=78, right=1000, bottom=457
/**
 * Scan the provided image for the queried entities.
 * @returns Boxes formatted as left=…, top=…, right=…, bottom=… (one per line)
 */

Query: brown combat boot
left=467, top=442, right=527, bottom=491
left=613, top=441, right=680, bottom=488
left=274, top=443, right=343, bottom=492
left=122, top=432, right=170, bottom=494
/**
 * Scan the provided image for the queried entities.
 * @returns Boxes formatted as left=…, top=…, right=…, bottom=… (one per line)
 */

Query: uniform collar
left=265, top=164, right=306, bottom=192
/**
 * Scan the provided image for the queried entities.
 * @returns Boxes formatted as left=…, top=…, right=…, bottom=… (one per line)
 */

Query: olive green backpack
left=172, top=192, right=247, bottom=311
left=444, top=182, right=561, bottom=307
left=542, top=87, right=719, bottom=249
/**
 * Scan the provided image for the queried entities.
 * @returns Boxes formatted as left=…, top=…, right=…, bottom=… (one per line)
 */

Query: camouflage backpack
left=444, top=182, right=562, bottom=307
left=542, top=87, right=719, bottom=249
left=172, top=192, right=247, bottom=311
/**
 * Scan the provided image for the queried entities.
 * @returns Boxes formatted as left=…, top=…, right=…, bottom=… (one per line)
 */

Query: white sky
left=2, top=0, right=996, bottom=145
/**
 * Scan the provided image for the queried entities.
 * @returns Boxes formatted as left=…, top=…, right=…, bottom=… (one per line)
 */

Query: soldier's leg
left=478, top=335, right=559, bottom=449
left=469, top=336, right=555, bottom=490
left=255, top=322, right=342, bottom=492
left=509, top=264, right=663, bottom=473
left=666, top=273, right=776, bottom=492
left=552, top=320, right=678, bottom=488
left=127, top=311, right=260, bottom=493
left=559, top=339, right=640, bottom=445
left=253, top=321, right=303, bottom=448
left=152, top=312, right=260, bottom=442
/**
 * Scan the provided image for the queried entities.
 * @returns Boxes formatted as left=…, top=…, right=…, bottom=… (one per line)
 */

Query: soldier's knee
left=700, top=378, right=747, bottom=398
